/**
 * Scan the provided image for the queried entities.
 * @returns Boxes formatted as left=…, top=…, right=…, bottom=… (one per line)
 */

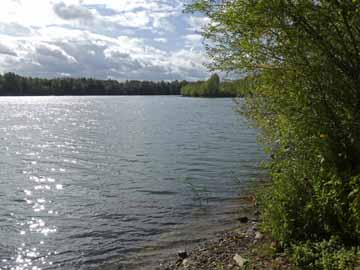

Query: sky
left=0, top=0, right=211, bottom=81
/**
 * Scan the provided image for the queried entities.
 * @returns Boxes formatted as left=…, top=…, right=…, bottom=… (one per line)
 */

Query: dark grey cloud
left=0, top=28, right=209, bottom=80
left=53, top=2, right=94, bottom=21
left=35, top=44, right=77, bottom=65
left=3, top=36, right=208, bottom=81
left=0, top=43, right=17, bottom=56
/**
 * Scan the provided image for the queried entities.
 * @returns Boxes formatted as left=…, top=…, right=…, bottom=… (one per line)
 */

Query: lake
left=0, top=96, right=265, bottom=270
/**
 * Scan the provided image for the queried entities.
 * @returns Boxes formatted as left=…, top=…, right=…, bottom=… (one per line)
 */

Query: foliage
left=292, top=238, right=360, bottom=270
left=180, top=73, right=254, bottom=97
left=181, top=73, right=220, bottom=97
left=0, top=72, right=188, bottom=95
left=220, top=76, right=258, bottom=97
left=188, top=0, right=360, bottom=268
left=207, top=73, right=220, bottom=96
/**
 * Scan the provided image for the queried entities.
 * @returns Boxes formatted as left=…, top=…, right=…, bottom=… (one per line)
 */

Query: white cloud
left=0, top=0, right=210, bottom=80
left=0, top=26, right=209, bottom=80
left=81, top=0, right=181, bottom=13
left=186, top=15, right=211, bottom=32
left=0, top=0, right=61, bottom=27
left=183, top=34, right=204, bottom=53
left=103, top=11, right=151, bottom=28
left=151, top=14, right=176, bottom=33
left=185, top=34, right=202, bottom=43
left=0, top=22, right=34, bottom=37
left=168, top=49, right=209, bottom=80
left=53, top=2, right=95, bottom=21
left=154, top=38, right=167, bottom=43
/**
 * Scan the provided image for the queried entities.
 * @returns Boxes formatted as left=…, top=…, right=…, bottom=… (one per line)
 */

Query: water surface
left=0, top=96, right=265, bottom=270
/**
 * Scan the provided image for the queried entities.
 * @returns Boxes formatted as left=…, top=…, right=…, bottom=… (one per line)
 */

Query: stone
left=237, top=216, right=249, bottom=223
left=177, top=250, right=188, bottom=260
left=182, top=259, right=190, bottom=268
left=255, top=232, right=263, bottom=240
left=271, top=241, right=279, bottom=249
left=175, top=259, right=183, bottom=267
left=233, top=254, right=248, bottom=268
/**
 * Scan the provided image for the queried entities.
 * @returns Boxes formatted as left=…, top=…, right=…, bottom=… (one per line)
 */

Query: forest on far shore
left=0, top=72, right=186, bottom=96
left=0, top=72, right=250, bottom=97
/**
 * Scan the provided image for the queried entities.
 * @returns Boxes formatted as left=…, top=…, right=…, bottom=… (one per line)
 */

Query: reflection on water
left=0, top=96, right=265, bottom=270
left=4, top=153, right=63, bottom=270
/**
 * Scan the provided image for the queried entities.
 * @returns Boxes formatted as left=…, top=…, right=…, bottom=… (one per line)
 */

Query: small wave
left=137, top=190, right=178, bottom=196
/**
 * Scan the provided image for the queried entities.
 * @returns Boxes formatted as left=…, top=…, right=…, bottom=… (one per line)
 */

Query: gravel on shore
left=159, top=209, right=293, bottom=270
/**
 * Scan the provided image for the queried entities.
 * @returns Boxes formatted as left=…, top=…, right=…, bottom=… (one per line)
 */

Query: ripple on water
left=0, top=96, right=266, bottom=270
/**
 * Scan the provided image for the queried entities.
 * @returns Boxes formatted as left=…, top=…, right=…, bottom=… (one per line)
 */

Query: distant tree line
left=181, top=73, right=256, bottom=97
left=0, top=73, right=188, bottom=96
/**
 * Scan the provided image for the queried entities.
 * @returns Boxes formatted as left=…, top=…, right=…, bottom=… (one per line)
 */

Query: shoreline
left=99, top=195, right=266, bottom=270
left=157, top=199, right=292, bottom=270
left=106, top=196, right=260, bottom=270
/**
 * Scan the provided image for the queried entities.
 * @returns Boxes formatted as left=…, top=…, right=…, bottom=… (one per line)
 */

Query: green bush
left=292, top=238, right=360, bottom=270
left=188, top=1, right=360, bottom=269
left=181, top=73, right=246, bottom=97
